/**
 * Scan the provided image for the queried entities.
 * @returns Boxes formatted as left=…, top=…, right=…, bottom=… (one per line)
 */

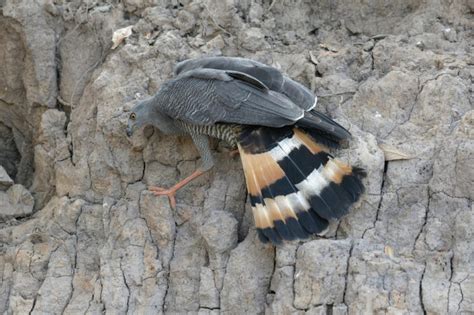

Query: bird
left=126, top=56, right=365, bottom=244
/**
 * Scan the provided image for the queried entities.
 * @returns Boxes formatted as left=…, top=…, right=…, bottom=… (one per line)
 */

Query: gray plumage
left=126, top=57, right=365, bottom=244
left=127, top=56, right=351, bottom=170
left=152, top=68, right=304, bottom=127
left=174, top=57, right=316, bottom=111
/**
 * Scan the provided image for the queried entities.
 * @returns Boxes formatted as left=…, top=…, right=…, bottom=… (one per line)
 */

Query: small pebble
left=416, top=40, right=425, bottom=50
left=442, top=28, right=457, bottom=42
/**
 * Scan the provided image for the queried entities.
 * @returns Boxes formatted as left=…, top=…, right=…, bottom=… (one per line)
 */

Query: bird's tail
left=237, top=126, right=366, bottom=244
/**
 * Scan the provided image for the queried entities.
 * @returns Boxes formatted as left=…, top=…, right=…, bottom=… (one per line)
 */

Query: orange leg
left=149, top=169, right=205, bottom=209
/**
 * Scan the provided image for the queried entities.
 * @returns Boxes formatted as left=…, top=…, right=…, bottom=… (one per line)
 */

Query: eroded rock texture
left=0, top=0, right=472, bottom=314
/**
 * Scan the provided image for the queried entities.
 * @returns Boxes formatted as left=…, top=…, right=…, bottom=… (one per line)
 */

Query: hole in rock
left=0, top=121, right=21, bottom=181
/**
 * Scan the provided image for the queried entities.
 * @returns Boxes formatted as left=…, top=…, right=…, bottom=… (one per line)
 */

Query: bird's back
left=175, top=56, right=316, bottom=111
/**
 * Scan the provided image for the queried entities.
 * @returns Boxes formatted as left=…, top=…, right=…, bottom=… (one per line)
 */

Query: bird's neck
left=147, top=95, right=180, bottom=134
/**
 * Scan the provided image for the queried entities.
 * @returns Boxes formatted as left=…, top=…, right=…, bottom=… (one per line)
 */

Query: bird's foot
left=148, top=169, right=206, bottom=209
left=149, top=186, right=177, bottom=209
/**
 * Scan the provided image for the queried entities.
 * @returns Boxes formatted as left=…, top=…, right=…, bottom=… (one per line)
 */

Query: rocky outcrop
left=0, top=0, right=472, bottom=314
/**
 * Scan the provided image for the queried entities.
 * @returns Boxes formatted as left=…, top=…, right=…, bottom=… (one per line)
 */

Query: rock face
left=0, top=166, right=13, bottom=191
left=0, top=184, right=34, bottom=218
left=0, top=0, right=472, bottom=314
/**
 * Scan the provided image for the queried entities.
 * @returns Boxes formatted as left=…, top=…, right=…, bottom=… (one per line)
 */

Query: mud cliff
left=0, top=0, right=473, bottom=314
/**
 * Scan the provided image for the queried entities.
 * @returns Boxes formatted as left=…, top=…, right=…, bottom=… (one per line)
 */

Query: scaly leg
left=149, top=134, right=214, bottom=209
left=149, top=169, right=205, bottom=209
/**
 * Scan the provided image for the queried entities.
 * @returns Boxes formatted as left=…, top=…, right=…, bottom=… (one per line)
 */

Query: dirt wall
left=0, top=0, right=473, bottom=314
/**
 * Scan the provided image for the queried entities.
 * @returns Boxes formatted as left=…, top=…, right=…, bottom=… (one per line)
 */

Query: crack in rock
left=1, top=1, right=472, bottom=314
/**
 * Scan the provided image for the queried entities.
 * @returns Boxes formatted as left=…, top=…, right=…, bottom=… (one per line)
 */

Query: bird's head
left=126, top=100, right=149, bottom=137
left=126, top=93, right=177, bottom=137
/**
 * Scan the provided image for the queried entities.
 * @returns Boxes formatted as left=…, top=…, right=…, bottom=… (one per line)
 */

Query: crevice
left=0, top=121, right=22, bottom=182
left=370, top=48, right=375, bottom=71
left=413, top=187, right=431, bottom=252
left=374, top=161, right=389, bottom=225
left=162, top=220, right=178, bottom=311
left=54, top=34, right=66, bottom=119
left=429, top=190, right=470, bottom=202
left=457, top=282, right=464, bottom=313
left=447, top=251, right=454, bottom=314
left=120, top=259, right=130, bottom=313
left=266, top=245, right=277, bottom=295
left=419, top=263, right=427, bottom=315
left=362, top=160, right=388, bottom=238
left=26, top=244, right=60, bottom=312
left=65, top=208, right=82, bottom=256
left=327, top=304, right=334, bottom=315
left=60, top=276, right=74, bottom=315
left=383, top=75, right=420, bottom=139
left=449, top=251, right=454, bottom=282
left=200, top=306, right=221, bottom=311
left=96, top=267, right=104, bottom=309
left=5, top=212, right=36, bottom=223
left=447, top=255, right=469, bottom=313
left=291, top=246, right=300, bottom=310
left=342, top=242, right=354, bottom=307
left=84, top=293, right=93, bottom=315
left=126, top=157, right=146, bottom=187
left=237, top=192, right=250, bottom=243
left=28, top=296, right=37, bottom=315
left=137, top=194, right=160, bottom=263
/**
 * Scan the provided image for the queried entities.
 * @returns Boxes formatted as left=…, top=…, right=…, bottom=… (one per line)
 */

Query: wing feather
left=161, top=57, right=351, bottom=139
left=175, top=57, right=283, bottom=90
left=175, top=57, right=316, bottom=110
left=161, top=68, right=304, bottom=127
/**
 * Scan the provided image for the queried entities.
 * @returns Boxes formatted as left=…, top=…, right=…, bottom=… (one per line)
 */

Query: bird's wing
left=174, top=57, right=316, bottom=110
left=296, top=111, right=352, bottom=144
left=174, top=57, right=282, bottom=89
left=160, top=68, right=304, bottom=127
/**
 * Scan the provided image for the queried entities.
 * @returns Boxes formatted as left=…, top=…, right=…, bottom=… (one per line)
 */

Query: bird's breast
left=175, top=121, right=241, bottom=147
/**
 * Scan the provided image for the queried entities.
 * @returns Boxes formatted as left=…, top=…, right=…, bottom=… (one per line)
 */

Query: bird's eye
left=130, top=113, right=136, bottom=120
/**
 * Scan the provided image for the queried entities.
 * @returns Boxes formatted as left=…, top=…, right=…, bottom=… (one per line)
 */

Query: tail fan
left=238, top=126, right=366, bottom=244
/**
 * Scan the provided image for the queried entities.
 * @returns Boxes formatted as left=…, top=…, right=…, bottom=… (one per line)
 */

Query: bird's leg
left=149, top=134, right=214, bottom=209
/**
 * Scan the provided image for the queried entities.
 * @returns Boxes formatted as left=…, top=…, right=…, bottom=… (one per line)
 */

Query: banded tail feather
left=237, top=126, right=366, bottom=244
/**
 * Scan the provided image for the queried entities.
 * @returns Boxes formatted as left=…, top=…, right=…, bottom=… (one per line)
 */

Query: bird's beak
left=126, top=125, right=133, bottom=137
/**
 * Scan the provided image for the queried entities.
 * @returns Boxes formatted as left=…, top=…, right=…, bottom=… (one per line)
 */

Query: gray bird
left=127, top=57, right=365, bottom=244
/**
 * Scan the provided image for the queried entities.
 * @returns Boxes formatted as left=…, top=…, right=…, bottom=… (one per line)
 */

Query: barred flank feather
left=238, top=127, right=366, bottom=244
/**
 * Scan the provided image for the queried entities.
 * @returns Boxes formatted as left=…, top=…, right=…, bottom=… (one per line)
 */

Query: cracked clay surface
left=0, top=0, right=473, bottom=314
